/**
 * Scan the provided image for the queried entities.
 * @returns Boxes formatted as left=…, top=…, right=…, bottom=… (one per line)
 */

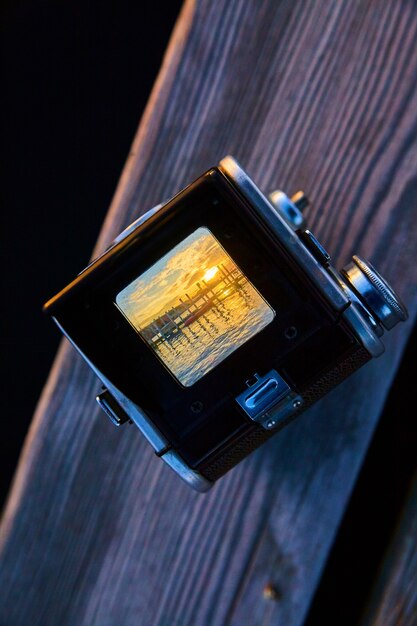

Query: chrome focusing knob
left=341, top=255, right=408, bottom=330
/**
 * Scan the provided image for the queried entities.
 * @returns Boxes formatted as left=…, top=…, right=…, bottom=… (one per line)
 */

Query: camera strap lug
left=96, top=388, right=131, bottom=427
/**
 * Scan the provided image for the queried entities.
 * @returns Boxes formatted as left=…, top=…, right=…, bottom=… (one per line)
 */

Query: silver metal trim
left=112, top=203, right=164, bottom=246
left=55, top=318, right=212, bottom=492
left=218, top=156, right=385, bottom=357
left=160, top=450, right=213, bottom=492
left=218, top=156, right=349, bottom=313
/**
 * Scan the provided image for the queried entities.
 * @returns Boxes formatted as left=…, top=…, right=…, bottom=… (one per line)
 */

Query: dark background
left=1, top=0, right=183, bottom=504
left=1, top=2, right=416, bottom=623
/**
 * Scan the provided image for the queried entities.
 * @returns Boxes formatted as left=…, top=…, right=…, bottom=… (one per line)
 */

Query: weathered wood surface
left=361, top=474, right=417, bottom=626
left=1, top=1, right=417, bottom=624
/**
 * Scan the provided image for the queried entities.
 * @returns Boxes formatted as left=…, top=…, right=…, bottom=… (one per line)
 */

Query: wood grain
left=1, top=1, right=417, bottom=624
left=361, top=474, right=417, bottom=626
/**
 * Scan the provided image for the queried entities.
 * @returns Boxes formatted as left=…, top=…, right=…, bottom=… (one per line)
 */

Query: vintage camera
left=44, top=156, right=407, bottom=492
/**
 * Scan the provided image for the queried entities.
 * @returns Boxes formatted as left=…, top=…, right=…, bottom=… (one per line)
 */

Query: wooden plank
left=361, top=474, right=417, bottom=626
left=1, top=1, right=417, bottom=624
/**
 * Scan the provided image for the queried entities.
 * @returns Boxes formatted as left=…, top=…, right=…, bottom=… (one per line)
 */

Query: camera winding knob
left=341, top=255, right=408, bottom=330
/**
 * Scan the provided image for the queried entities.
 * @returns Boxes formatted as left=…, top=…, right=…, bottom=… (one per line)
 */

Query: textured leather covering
left=200, top=346, right=371, bottom=482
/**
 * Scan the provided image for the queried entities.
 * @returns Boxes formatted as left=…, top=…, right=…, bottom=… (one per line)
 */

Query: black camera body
left=44, top=157, right=407, bottom=491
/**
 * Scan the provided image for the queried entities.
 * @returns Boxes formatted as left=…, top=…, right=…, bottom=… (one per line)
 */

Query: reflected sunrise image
left=116, top=227, right=275, bottom=386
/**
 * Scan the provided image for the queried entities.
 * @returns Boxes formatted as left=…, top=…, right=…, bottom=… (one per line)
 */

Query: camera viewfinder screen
left=115, top=227, right=275, bottom=386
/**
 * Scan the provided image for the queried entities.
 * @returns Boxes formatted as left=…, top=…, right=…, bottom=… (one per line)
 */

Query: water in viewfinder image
left=116, top=227, right=275, bottom=386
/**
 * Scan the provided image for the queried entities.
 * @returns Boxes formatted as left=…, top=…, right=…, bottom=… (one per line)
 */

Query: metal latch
left=236, top=370, right=303, bottom=430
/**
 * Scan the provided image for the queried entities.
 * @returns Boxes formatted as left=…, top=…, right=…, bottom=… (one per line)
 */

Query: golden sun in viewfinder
left=116, top=227, right=275, bottom=386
